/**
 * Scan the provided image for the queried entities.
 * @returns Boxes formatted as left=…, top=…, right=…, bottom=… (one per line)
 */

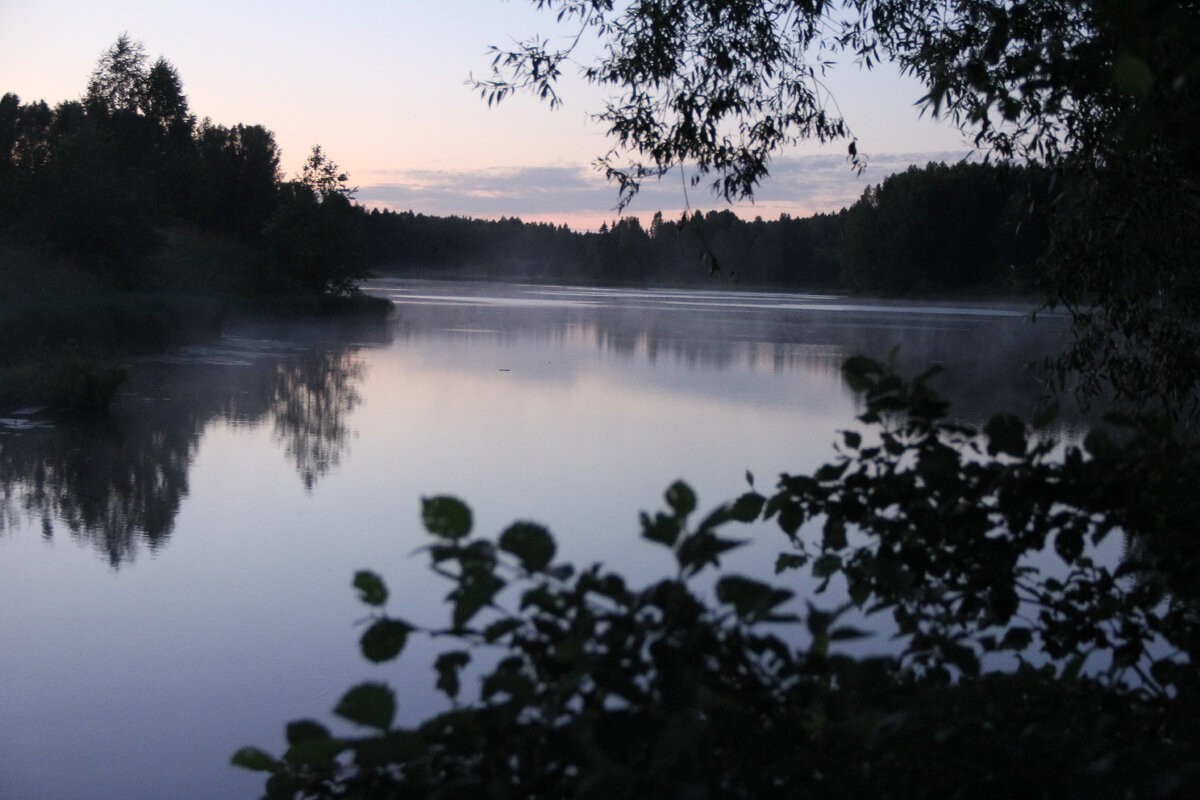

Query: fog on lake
left=0, top=279, right=1072, bottom=800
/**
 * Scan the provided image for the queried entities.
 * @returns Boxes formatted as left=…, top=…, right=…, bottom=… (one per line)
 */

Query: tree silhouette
left=85, top=33, right=148, bottom=114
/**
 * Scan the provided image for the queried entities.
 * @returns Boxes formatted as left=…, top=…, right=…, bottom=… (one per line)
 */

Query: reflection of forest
left=0, top=317, right=389, bottom=566
left=387, top=287, right=1075, bottom=423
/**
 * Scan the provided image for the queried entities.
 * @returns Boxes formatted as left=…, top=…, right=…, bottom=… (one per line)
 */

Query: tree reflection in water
left=0, top=318, right=387, bottom=566
left=0, top=412, right=197, bottom=566
left=266, top=351, right=365, bottom=492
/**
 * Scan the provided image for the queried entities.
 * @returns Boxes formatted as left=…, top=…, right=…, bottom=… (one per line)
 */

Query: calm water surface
left=0, top=280, right=1071, bottom=800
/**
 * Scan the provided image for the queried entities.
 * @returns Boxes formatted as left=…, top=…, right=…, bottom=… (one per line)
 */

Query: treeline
left=364, top=160, right=1050, bottom=294
left=364, top=208, right=845, bottom=288
left=0, top=34, right=365, bottom=298
left=840, top=161, right=1050, bottom=293
left=1, top=33, right=1049, bottom=306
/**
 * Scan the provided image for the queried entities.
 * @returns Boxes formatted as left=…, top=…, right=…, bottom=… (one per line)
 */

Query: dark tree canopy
left=299, top=144, right=357, bottom=201
left=480, top=0, right=1196, bottom=197
left=839, top=160, right=1049, bottom=293
left=85, top=32, right=149, bottom=113
left=140, top=57, right=192, bottom=135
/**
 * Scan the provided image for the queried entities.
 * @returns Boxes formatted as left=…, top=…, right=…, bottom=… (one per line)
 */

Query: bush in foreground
left=235, top=359, right=1199, bottom=799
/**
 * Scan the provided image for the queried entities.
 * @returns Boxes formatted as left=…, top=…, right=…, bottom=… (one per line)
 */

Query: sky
left=0, top=0, right=972, bottom=230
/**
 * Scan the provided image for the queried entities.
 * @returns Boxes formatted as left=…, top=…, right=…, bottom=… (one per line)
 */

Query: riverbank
left=0, top=236, right=391, bottom=412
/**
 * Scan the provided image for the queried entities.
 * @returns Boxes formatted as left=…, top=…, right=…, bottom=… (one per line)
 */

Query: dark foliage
left=840, top=161, right=1050, bottom=294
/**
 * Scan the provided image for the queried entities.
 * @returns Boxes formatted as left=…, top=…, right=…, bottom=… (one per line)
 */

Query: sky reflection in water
left=0, top=280, right=1071, bottom=800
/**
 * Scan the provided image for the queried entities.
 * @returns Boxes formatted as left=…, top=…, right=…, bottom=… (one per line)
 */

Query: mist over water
left=0, top=279, right=1072, bottom=800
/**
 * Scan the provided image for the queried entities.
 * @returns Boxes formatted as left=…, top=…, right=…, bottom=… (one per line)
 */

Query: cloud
left=357, top=165, right=613, bottom=217
left=356, top=150, right=972, bottom=230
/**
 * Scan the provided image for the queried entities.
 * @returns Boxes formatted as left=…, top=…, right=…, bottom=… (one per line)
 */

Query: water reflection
left=380, top=279, right=1074, bottom=422
left=0, top=280, right=1087, bottom=800
left=265, top=351, right=365, bottom=492
left=0, top=411, right=193, bottom=565
left=0, top=281, right=1075, bottom=569
left=0, top=316, right=389, bottom=566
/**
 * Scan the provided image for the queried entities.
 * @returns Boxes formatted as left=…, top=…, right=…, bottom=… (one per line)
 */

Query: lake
left=0, top=279, right=1072, bottom=800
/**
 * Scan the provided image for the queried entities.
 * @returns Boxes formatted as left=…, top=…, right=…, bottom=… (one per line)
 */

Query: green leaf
left=435, top=651, right=471, bottom=699
left=830, top=626, right=872, bottom=641
left=499, top=522, right=556, bottom=572
left=697, top=504, right=734, bottom=532
left=815, top=461, right=849, bottom=483
left=353, top=732, right=424, bottom=767
left=428, top=544, right=460, bottom=564
left=848, top=578, right=871, bottom=607
left=284, top=736, right=347, bottom=766
left=775, top=552, right=807, bottom=573
left=944, top=641, right=981, bottom=678
left=841, top=430, right=862, bottom=449
left=360, top=619, right=411, bottom=663
left=763, top=491, right=789, bottom=520
left=1101, top=410, right=1135, bottom=428
left=1150, top=658, right=1189, bottom=689
left=716, top=575, right=793, bottom=621
left=286, top=720, right=331, bottom=746
left=483, top=618, right=523, bottom=642
left=422, top=496, right=472, bottom=539
left=807, top=605, right=832, bottom=638
left=231, top=746, right=280, bottom=772
left=1061, top=652, right=1087, bottom=681
left=482, top=658, right=535, bottom=702
left=842, top=356, right=881, bottom=393
left=676, top=531, right=746, bottom=576
left=352, top=570, right=388, bottom=606
left=990, top=588, right=1019, bottom=622
left=984, top=414, right=1026, bottom=457
left=1002, top=627, right=1033, bottom=650
left=450, top=570, right=505, bottom=628
left=729, top=491, right=765, bottom=522
left=665, top=481, right=696, bottom=516
left=334, top=682, right=396, bottom=731
left=777, top=501, right=805, bottom=537
left=641, top=511, right=682, bottom=548
left=545, top=564, right=575, bottom=581
left=591, top=574, right=630, bottom=602
left=459, top=539, right=498, bottom=568
left=1113, top=54, right=1154, bottom=96
left=823, top=517, right=847, bottom=550
left=813, top=553, right=842, bottom=578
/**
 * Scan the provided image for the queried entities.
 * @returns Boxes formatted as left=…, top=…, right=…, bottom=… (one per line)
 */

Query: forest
left=0, top=35, right=367, bottom=299
left=1, top=35, right=1047, bottom=305
left=362, top=159, right=1047, bottom=293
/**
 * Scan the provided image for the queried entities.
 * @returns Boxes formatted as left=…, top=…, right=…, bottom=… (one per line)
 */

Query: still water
left=0, top=279, right=1070, bottom=800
